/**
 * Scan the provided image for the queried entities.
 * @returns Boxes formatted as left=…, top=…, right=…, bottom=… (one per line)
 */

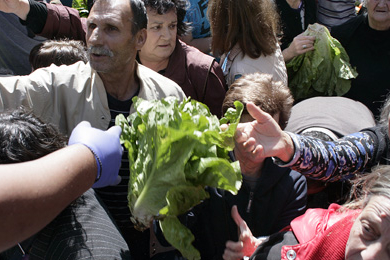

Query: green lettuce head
left=287, top=23, right=358, bottom=101
left=116, top=97, right=243, bottom=260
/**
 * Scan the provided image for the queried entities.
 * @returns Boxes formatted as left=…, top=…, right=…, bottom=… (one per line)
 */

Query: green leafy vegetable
left=287, top=23, right=358, bottom=100
left=115, top=97, right=243, bottom=260
left=72, top=0, right=89, bottom=17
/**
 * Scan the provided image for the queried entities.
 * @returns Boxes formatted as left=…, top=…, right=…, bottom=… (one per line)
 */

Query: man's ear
left=135, top=29, right=147, bottom=50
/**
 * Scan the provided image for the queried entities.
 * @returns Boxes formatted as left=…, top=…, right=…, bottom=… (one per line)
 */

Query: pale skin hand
left=223, top=206, right=265, bottom=260
left=234, top=102, right=295, bottom=164
left=282, top=33, right=316, bottom=62
left=0, top=0, right=30, bottom=20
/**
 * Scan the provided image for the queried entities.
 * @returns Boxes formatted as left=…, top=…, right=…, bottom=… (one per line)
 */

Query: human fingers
left=106, top=125, right=122, bottom=137
left=223, top=241, right=245, bottom=260
left=235, top=123, right=250, bottom=144
left=246, top=103, right=271, bottom=124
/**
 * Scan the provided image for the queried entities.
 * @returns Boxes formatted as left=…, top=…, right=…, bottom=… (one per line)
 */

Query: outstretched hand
left=234, top=103, right=294, bottom=166
left=0, top=0, right=30, bottom=20
left=223, top=206, right=263, bottom=260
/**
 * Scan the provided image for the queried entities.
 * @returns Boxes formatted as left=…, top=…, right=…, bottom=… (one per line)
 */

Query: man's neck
left=99, top=66, right=139, bottom=101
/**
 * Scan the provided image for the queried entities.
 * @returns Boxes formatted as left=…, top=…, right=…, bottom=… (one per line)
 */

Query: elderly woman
left=137, top=0, right=227, bottom=117
left=208, top=0, right=288, bottom=88
left=223, top=164, right=390, bottom=260
left=330, top=0, right=390, bottom=117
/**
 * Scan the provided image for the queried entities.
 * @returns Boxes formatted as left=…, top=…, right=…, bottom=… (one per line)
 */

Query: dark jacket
left=330, top=13, right=390, bottom=116
left=275, top=0, right=317, bottom=50
left=151, top=159, right=307, bottom=260
left=188, top=158, right=307, bottom=259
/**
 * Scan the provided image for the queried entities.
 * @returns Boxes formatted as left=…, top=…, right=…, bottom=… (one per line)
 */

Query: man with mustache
left=0, top=0, right=185, bottom=259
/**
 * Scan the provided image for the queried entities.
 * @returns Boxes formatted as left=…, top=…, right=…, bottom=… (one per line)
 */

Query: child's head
left=29, top=39, right=88, bottom=71
left=222, top=73, right=293, bottom=129
left=0, top=108, right=67, bottom=163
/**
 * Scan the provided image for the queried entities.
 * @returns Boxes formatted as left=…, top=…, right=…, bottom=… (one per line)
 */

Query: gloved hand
left=68, top=121, right=123, bottom=188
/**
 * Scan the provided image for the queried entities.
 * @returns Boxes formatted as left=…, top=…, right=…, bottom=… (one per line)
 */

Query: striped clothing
left=317, top=0, right=356, bottom=28
left=95, top=93, right=150, bottom=260
left=275, top=125, right=390, bottom=182
left=0, top=189, right=130, bottom=259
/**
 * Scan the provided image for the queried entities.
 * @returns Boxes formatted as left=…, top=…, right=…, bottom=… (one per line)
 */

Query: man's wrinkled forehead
left=90, top=0, right=132, bottom=16
left=88, top=0, right=132, bottom=23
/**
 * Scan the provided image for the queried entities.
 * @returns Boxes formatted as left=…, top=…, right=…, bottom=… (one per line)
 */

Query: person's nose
left=160, top=26, right=172, bottom=41
left=377, top=0, right=387, bottom=7
left=88, top=27, right=103, bottom=46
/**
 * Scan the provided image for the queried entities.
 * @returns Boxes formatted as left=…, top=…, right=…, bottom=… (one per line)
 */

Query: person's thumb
left=106, top=125, right=122, bottom=137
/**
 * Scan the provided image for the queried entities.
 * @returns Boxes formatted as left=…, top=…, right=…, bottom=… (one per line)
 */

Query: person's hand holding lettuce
left=287, top=23, right=358, bottom=101
left=116, top=97, right=243, bottom=260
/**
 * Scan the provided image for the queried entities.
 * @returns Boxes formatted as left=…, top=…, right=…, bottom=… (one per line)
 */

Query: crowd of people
left=0, top=0, right=389, bottom=259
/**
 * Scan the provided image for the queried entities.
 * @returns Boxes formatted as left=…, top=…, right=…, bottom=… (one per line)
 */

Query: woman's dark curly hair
left=142, top=0, right=191, bottom=36
left=0, top=108, right=67, bottom=164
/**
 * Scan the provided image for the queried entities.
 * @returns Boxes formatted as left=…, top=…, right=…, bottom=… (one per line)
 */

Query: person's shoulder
left=180, top=40, right=215, bottom=68
left=331, top=14, right=366, bottom=41
left=137, top=63, right=186, bottom=98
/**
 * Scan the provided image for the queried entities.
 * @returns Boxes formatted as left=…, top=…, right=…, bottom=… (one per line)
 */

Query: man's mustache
left=88, top=46, right=114, bottom=57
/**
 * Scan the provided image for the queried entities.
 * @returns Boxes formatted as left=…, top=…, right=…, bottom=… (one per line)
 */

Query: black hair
left=142, top=0, right=190, bottom=36
left=0, top=108, right=67, bottom=163
left=130, top=0, right=149, bottom=34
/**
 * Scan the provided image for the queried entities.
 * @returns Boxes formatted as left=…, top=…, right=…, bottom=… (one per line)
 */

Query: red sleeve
left=40, top=3, right=87, bottom=44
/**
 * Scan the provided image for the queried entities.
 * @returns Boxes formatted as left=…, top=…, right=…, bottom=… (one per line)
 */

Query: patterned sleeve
left=274, top=126, right=389, bottom=182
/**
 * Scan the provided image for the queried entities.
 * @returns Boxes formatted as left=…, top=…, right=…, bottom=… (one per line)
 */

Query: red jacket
left=280, top=204, right=360, bottom=260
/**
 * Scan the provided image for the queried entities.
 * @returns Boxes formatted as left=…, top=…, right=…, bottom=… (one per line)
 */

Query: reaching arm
left=0, top=0, right=86, bottom=42
left=0, top=144, right=96, bottom=252
left=0, top=122, right=122, bottom=252
left=235, top=103, right=387, bottom=182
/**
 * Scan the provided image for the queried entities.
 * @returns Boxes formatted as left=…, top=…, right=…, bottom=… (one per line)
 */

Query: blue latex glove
left=68, top=121, right=123, bottom=188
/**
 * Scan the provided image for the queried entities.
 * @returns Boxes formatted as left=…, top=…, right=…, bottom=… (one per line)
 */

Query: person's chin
left=90, top=61, right=110, bottom=73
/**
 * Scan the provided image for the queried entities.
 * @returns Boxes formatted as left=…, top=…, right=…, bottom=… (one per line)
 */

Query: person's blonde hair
left=208, top=0, right=280, bottom=58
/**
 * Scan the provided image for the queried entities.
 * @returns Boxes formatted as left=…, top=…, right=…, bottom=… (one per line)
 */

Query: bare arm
left=0, top=122, right=122, bottom=252
left=235, top=103, right=387, bottom=182
left=0, top=0, right=30, bottom=20
left=0, top=0, right=86, bottom=42
left=0, top=145, right=96, bottom=252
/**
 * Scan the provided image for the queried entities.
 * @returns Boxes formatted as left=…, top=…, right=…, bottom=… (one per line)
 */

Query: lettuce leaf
left=116, top=97, right=243, bottom=260
left=287, top=23, right=358, bottom=100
